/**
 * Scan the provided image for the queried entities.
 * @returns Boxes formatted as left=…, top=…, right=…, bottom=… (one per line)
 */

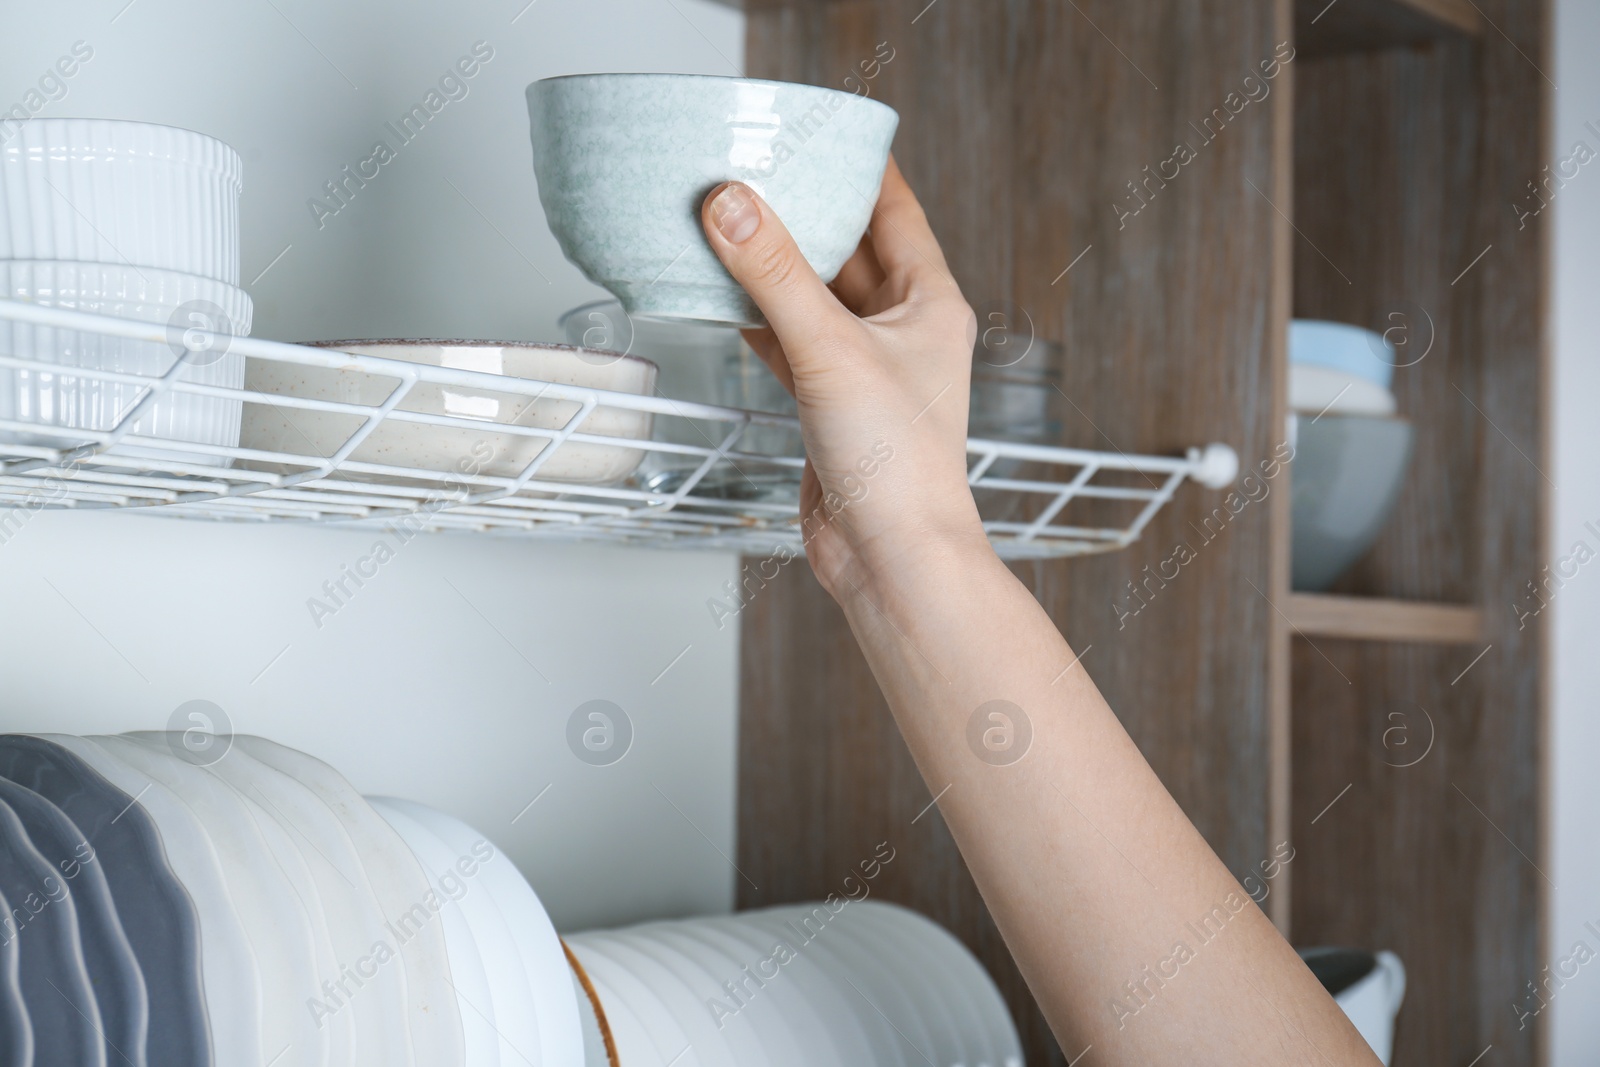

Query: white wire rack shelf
left=0, top=299, right=1238, bottom=559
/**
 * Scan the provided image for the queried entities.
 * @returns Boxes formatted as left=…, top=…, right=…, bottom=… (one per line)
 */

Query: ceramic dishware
left=367, top=798, right=501, bottom=1067
left=108, top=735, right=321, bottom=1066
left=0, top=261, right=251, bottom=464
left=240, top=340, right=656, bottom=484
left=721, top=910, right=878, bottom=1066
left=565, top=943, right=663, bottom=1067
left=226, top=779, right=351, bottom=1067
left=203, top=743, right=411, bottom=1066
left=869, top=902, right=1023, bottom=1066
left=0, top=882, right=32, bottom=1066
left=559, top=300, right=801, bottom=497
left=1288, top=319, right=1398, bottom=389
left=574, top=932, right=741, bottom=1067
left=527, top=74, right=897, bottom=327
left=0, top=775, right=147, bottom=1067
left=677, top=920, right=821, bottom=1067
left=1289, top=364, right=1397, bottom=417
left=0, top=735, right=210, bottom=1067
left=571, top=934, right=725, bottom=1067
left=847, top=904, right=973, bottom=1067
left=233, top=738, right=460, bottom=1067
left=375, top=796, right=585, bottom=1067
left=734, top=906, right=907, bottom=1067
left=565, top=942, right=617, bottom=1067
left=53, top=735, right=261, bottom=1066
left=0, top=118, right=242, bottom=283
left=1300, top=948, right=1406, bottom=1065
left=564, top=936, right=694, bottom=1066
left=0, top=793, right=107, bottom=1067
left=769, top=902, right=932, bottom=1067
left=1289, top=413, right=1414, bottom=591
left=571, top=972, right=608, bottom=1067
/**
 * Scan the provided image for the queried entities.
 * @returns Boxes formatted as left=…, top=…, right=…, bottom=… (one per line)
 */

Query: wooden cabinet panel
left=740, top=2, right=1290, bottom=1061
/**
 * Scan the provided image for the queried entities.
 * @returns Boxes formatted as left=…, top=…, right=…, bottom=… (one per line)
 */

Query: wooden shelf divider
left=1294, top=0, right=1482, bottom=56
left=1286, top=592, right=1486, bottom=644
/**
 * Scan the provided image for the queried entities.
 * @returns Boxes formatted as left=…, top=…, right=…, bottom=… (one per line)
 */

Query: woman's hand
left=700, top=158, right=986, bottom=601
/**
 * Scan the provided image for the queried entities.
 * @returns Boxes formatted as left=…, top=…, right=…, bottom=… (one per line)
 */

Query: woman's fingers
left=828, top=232, right=887, bottom=315
left=701, top=182, right=855, bottom=351
left=863, top=156, right=958, bottom=294
left=739, top=326, right=797, bottom=395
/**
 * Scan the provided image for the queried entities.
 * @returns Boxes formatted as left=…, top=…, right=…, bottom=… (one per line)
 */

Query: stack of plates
left=0, top=732, right=583, bottom=1066
left=566, top=901, right=1024, bottom=1067
left=0, top=119, right=251, bottom=464
left=0, top=731, right=1022, bottom=1067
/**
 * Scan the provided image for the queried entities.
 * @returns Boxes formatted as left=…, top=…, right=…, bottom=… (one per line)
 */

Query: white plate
left=203, top=742, right=408, bottom=1066
left=235, top=739, right=461, bottom=1067
left=696, top=916, right=848, bottom=1066
left=381, top=797, right=585, bottom=1067
left=650, top=923, right=806, bottom=1067
left=109, top=735, right=323, bottom=1066
left=848, top=903, right=974, bottom=1067
left=366, top=798, right=501, bottom=1067
left=767, top=902, right=936, bottom=1067
left=572, top=932, right=740, bottom=1067
left=45, top=735, right=261, bottom=1067
left=228, top=771, right=354, bottom=1067
left=561, top=936, right=693, bottom=1066
left=564, top=943, right=658, bottom=1067
left=870, top=903, right=1022, bottom=1066
left=721, top=910, right=879, bottom=1066
left=565, top=949, right=612, bottom=1067
left=735, top=907, right=906, bottom=1067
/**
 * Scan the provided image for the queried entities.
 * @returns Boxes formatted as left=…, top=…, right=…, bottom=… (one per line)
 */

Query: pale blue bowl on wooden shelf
left=526, top=73, right=898, bottom=329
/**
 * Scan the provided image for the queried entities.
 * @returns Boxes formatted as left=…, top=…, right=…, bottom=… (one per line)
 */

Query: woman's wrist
left=835, top=510, right=998, bottom=616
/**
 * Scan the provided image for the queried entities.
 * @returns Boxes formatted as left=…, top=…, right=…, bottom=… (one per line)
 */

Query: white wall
left=1549, top=0, right=1600, bottom=1060
left=0, top=0, right=745, bottom=932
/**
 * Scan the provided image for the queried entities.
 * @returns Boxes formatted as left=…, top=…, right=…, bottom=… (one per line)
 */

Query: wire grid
left=0, top=299, right=1216, bottom=559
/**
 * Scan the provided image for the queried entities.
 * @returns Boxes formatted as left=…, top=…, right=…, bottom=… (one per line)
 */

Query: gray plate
left=0, top=793, right=105, bottom=1067
left=0, top=880, right=32, bottom=1066
left=0, top=776, right=149, bottom=1066
left=0, top=736, right=210, bottom=1067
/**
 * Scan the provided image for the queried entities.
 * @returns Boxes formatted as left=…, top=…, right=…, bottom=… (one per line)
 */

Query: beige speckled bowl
left=240, top=340, right=657, bottom=484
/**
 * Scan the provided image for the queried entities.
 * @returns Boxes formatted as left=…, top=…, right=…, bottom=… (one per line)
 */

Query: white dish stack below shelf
left=0, top=299, right=1239, bottom=559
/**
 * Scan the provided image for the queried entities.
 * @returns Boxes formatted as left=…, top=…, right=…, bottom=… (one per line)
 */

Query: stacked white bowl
left=0, top=118, right=250, bottom=466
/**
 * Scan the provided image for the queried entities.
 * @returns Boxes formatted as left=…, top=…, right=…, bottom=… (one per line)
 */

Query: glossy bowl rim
left=526, top=71, right=899, bottom=122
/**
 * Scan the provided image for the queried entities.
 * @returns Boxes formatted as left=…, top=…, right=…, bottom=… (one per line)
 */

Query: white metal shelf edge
left=0, top=299, right=1237, bottom=559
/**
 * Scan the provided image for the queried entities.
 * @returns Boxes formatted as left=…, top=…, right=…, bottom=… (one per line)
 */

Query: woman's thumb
left=702, top=182, right=849, bottom=344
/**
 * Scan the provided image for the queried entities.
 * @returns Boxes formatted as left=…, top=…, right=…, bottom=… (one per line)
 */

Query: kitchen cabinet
left=736, top=0, right=1547, bottom=1064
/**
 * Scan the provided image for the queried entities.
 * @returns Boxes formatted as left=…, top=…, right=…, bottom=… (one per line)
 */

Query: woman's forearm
left=839, top=533, right=1377, bottom=1065
left=696, top=166, right=1377, bottom=1064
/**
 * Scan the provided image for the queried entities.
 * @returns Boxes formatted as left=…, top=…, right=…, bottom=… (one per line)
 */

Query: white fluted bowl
left=0, top=119, right=241, bottom=284
left=0, top=261, right=251, bottom=466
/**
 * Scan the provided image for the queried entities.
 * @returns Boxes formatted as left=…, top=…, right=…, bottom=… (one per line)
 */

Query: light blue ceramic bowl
left=527, top=73, right=899, bottom=328
left=1289, top=319, right=1396, bottom=390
